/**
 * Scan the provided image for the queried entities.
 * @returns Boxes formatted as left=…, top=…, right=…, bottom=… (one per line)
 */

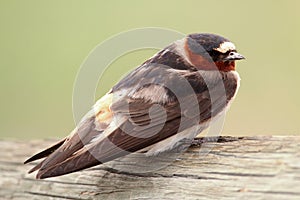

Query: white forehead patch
left=214, top=41, right=236, bottom=53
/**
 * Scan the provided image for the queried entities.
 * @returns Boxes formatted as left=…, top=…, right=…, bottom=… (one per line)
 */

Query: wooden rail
left=0, top=136, right=300, bottom=199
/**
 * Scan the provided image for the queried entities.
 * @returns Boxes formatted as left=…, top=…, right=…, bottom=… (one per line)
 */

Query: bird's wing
left=33, top=94, right=202, bottom=179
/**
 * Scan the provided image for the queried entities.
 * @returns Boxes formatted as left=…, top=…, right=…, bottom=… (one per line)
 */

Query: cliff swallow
left=24, top=33, right=244, bottom=179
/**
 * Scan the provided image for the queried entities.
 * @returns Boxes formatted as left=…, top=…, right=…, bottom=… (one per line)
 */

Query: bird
left=24, top=33, right=244, bottom=179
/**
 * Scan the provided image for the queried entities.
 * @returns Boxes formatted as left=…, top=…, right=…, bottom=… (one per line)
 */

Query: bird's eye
left=229, top=52, right=235, bottom=56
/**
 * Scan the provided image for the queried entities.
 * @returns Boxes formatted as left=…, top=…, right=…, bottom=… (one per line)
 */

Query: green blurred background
left=0, top=0, right=299, bottom=139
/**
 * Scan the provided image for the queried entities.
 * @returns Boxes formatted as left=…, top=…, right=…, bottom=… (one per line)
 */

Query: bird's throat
left=214, top=61, right=236, bottom=72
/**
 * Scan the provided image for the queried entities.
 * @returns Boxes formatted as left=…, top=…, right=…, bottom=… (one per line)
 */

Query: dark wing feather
left=24, top=138, right=65, bottom=164
left=25, top=114, right=103, bottom=175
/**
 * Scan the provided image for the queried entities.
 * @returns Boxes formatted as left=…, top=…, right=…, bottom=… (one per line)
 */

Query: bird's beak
left=224, top=52, right=245, bottom=61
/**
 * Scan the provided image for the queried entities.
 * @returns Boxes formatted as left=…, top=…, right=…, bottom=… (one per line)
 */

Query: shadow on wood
left=0, top=136, right=300, bottom=199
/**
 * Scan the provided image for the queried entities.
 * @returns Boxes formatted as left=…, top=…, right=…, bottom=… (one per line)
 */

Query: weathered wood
left=0, top=136, right=300, bottom=200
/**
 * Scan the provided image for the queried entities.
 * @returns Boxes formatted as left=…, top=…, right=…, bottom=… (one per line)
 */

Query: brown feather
left=24, top=138, right=65, bottom=164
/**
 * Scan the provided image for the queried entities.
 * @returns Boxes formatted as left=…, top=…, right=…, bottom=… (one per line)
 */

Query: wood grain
left=0, top=136, right=299, bottom=200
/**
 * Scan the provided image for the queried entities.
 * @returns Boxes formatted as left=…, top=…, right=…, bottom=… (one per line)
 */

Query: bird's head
left=184, top=33, right=245, bottom=72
